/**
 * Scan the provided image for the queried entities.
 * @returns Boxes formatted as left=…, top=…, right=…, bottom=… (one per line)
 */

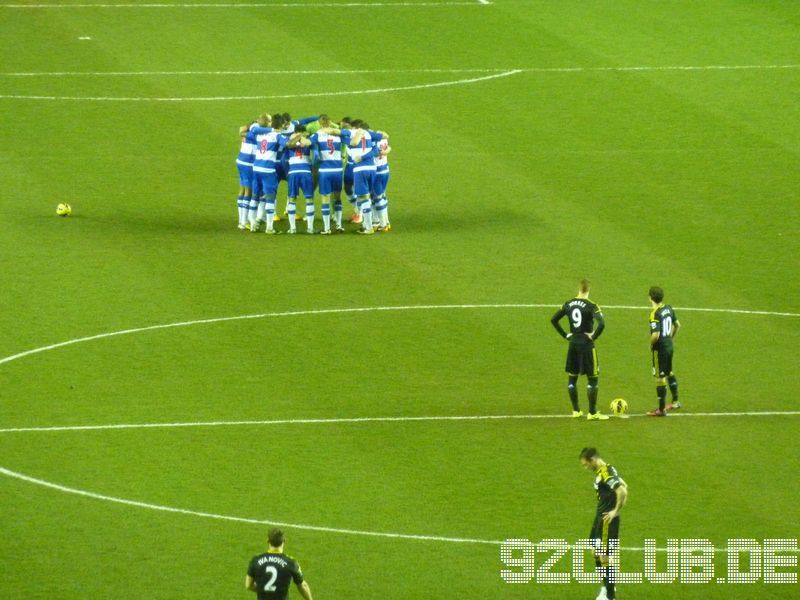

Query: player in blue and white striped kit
left=235, top=124, right=257, bottom=229
left=310, top=116, right=344, bottom=234
left=343, top=121, right=387, bottom=234
left=277, top=114, right=319, bottom=218
left=285, top=126, right=316, bottom=234
left=249, top=115, right=288, bottom=234
left=339, top=117, right=361, bottom=224
left=372, top=137, right=392, bottom=231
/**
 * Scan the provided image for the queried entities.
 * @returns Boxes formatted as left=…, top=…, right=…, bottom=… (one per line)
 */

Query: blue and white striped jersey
left=345, top=129, right=384, bottom=172
left=236, top=131, right=257, bottom=166
left=375, top=138, right=390, bottom=174
left=287, top=143, right=312, bottom=174
left=251, top=127, right=288, bottom=173
left=310, top=132, right=343, bottom=173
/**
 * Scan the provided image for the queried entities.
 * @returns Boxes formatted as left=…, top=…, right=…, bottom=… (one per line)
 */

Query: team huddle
left=235, top=113, right=391, bottom=235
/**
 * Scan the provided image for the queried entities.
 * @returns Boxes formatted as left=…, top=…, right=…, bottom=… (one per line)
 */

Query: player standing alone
left=246, top=528, right=313, bottom=600
left=647, top=286, right=681, bottom=416
left=551, top=279, right=608, bottom=420
left=580, top=447, right=627, bottom=600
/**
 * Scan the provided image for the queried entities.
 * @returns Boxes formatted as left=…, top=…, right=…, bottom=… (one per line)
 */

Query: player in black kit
left=551, top=279, right=608, bottom=420
left=246, top=528, right=313, bottom=600
left=646, top=286, right=681, bottom=417
left=580, top=447, right=628, bottom=600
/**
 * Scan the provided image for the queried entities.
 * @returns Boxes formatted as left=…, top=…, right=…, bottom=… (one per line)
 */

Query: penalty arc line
left=1, top=465, right=796, bottom=552
left=0, top=70, right=521, bottom=101
left=0, top=303, right=797, bottom=368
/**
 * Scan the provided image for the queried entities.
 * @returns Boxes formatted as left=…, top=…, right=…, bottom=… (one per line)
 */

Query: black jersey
left=551, top=298, right=605, bottom=347
left=593, top=463, right=624, bottom=515
left=248, top=552, right=304, bottom=600
left=649, top=304, right=678, bottom=350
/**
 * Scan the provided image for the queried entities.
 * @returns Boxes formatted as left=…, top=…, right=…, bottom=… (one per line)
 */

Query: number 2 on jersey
left=263, top=566, right=278, bottom=592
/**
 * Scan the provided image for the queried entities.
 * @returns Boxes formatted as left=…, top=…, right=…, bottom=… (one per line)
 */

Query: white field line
left=0, top=1, right=485, bottom=7
left=1, top=465, right=796, bottom=551
left=0, top=303, right=797, bottom=369
left=2, top=65, right=799, bottom=77
left=0, top=70, right=521, bottom=101
left=2, top=411, right=800, bottom=434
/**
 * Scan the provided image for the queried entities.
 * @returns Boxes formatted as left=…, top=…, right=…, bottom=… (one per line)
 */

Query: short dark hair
left=282, top=112, right=291, bottom=122
left=294, top=124, right=307, bottom=133
left=649, top=286, right=664, bottom=303
left=268, top=528, right=284, bottom=548
left=579, top=447, right=598, bottom=460
left=271, top=114, right=285, bottom=130
left=579, top=279, right=591, bottom=294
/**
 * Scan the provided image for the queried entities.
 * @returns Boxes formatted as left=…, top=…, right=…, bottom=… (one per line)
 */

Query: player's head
left=319, top=114, right=330, bottom=127
left=361, top=121, right=370, bottom=130
left=579, top=447, right=600, bottom=469
left=271, top=114, right=285, bottom=130
left=351, top=119, right=364, bottom=129
left=268, top=528, right=285, bottom=550
left=294, top=124, right=307, bottom=134
left=282, top=112, right=291, bottom=122
left=649, top=286, right=664, bottom=304
left=340, top=116, right=352, bottom=128
left=239, top=125, right=248, bottom=137
left=578, top=279, right=591, bottom=296
left=257, top=113, right=271, bottom=126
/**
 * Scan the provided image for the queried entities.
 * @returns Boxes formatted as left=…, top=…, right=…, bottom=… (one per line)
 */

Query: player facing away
left=647, top=286, right=681, bottom=416
left=339, top=117, right=361, bottom=223
left=344, top=121, right=386, bottom=234
left=371, top=137, right=392, bottom=231
left=236, top=124, right=257, bottom=229
left=250, top=115, right=288, bottom=234
left=246, top=528, right=313, bottom=600
left=580, top=447, right=628, bottom=600
left=310, top=116, right=344, bottom=233
left=284, top=126, right=316, bottom=234
left=551, top=279, right=608, bottom=420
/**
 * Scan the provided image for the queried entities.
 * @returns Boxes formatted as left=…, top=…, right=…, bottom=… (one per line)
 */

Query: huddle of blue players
left=235, top=113, right=391, bottom=235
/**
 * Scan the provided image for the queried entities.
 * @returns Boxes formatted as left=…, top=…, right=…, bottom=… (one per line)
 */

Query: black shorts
left=652, top=347, right=674, bottom=378
left=590, top=513, right=620, bottom=555
left=566, top=344, right=598, bottom=377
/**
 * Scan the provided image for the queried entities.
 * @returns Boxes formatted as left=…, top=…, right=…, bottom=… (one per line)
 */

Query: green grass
left=1, top=1, right=799, bottom=598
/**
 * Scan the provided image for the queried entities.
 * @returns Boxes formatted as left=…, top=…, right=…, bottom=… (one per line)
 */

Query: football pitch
left=1, top=1, right=799, bottom=598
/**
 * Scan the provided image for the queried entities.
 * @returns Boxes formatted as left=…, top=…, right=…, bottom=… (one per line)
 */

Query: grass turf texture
left=1, top=0, right=799, bottom=598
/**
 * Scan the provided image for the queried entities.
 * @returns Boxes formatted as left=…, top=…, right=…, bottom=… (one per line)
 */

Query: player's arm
left=587, top=311, right=605, bottom=341
left=350, top=128, right=364, bottom=147
left=550, top=308, right=570, bottom=339
left=353, top=142, right=380, bottom=164
left=603, top=480, right=628, bottom=522
left=672, top=319, right=681, bottom=338
left=296, top=580, right=313, bottom=600
left=649, top=319, right=660, bottom=348
left=294, top=116, right=320, bottom=126
left=245, top=574, right=257, bottom=592
left=249, top=125, right=273, bottom=134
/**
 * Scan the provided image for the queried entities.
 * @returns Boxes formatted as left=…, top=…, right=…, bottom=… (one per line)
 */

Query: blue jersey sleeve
left=249, top=125, right=273, bottom=135
left=369, top=130, right=383, bottom=143
left=245, top=131, right=257, bottom=144
left=277, top=134, right=288, bottom=152
left=294, top=116, right=319, bottom=126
